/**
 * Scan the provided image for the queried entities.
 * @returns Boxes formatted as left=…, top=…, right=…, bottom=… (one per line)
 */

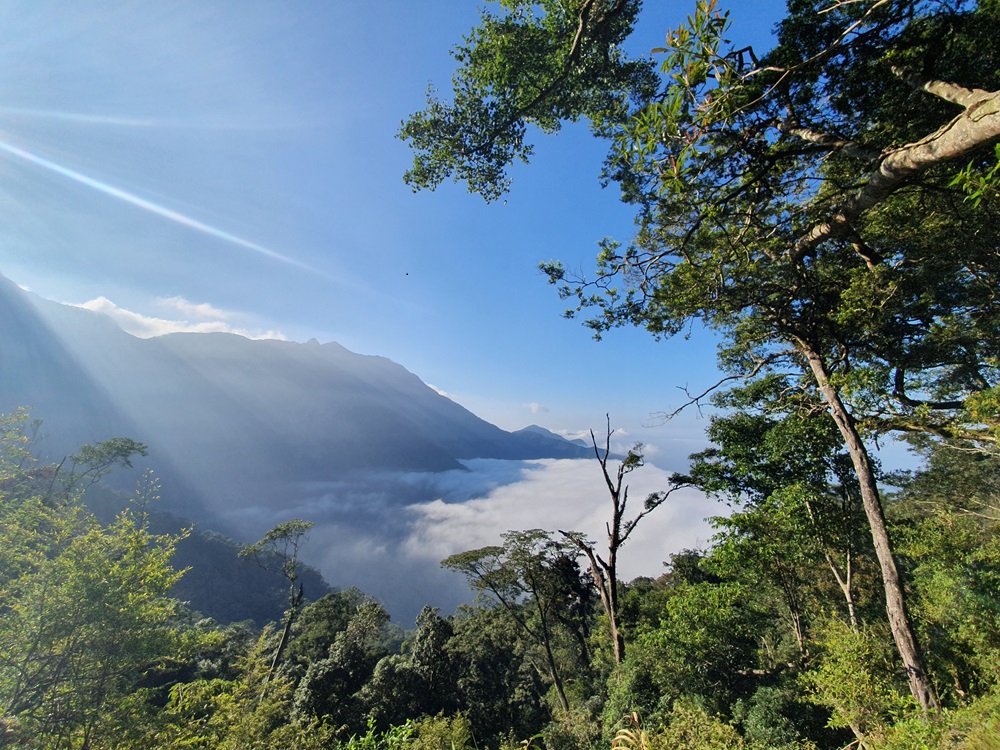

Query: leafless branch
left=650, top=351, right=790, bottom=421
left=779, top=121, right=880, bottom=162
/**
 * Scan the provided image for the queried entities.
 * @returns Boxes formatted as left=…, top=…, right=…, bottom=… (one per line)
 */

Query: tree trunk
left=537, top=599, right=571, bottom=713
left=825, top=548, right=859, bottom=631
left=800, top=344, right=940, bottom=712
left=607, top=577, right=625, bottom=666
left=596, top=560, right=625, bottom=665
left=805, top=498, right=859, bottom=630
left=570, top=538, right=626, bottom=664
left=267, top=582, right=303, bottom=681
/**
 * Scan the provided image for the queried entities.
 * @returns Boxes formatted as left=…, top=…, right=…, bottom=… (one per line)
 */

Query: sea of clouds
left=299, top=457, right=717, bottom=624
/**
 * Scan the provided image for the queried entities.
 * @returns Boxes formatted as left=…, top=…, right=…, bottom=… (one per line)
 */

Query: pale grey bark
left=794, top=86, right=1000, bottom=258
left=798, top=341, right=940, bottom=713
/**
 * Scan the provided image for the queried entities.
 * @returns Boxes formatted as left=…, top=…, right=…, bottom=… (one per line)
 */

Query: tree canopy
left=401, top=0, right=1000, bottom=713
left=400, top=0, right=658, bottom=201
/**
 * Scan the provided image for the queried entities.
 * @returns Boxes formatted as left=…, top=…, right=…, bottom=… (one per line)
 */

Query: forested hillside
left=2, top=403, right=1000, bottom=748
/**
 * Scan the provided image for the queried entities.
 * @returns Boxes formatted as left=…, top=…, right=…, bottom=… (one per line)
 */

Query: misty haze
left=0, top=274, right=709, bottom=620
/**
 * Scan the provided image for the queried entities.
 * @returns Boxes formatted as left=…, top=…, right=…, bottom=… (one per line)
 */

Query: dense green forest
left=3, top=0, right=1000, bottom=747
left=3, top=399, right=1000, bottom=749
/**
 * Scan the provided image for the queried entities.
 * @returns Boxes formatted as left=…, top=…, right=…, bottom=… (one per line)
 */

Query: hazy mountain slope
left=0, top=274, right=590, bottom=535
left=0, top=275, right=131, bottom=448
left=516, top=424, right=591, bottom=451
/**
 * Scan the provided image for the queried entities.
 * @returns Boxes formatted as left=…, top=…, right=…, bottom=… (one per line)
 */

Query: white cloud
left=428, top=384, right=454, bottom=399
left=181, top=456, right=718, bottom=621
left=403, top=458, right=716, bottom=583
left=641, top=441, right=663, bottom=458
left=75, top=296, right=286, bottom=340
left=154, top=295, right=233, bottom=321
left=556, top=426, right=641, bottom=457
left=525, top=402, right=549, bottom=414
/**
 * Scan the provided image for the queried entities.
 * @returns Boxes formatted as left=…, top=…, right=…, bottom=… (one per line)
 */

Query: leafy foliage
left=399, top=0, right=657, bottom=201
left=0, top=412, right=182, bottom=749
left=405, top=0, right=1000, bottom=714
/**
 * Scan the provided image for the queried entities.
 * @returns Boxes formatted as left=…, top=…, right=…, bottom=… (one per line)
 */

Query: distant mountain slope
left=0, top=274, right=590, bottom=535
left=516, top=424, right=591, bottom=450
left=85, top=486, right=333, bottom=627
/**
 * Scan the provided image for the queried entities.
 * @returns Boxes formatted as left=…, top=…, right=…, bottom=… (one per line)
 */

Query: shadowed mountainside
left=0, top=274, right=590, bottom=538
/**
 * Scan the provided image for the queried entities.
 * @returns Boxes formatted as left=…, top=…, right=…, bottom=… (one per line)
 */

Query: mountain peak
left=0, top=276, right=592, bottom=519
left=516, top=424, right=591, bottom=449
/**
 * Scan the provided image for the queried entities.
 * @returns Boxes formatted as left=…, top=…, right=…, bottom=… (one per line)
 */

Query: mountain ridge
left=0, top=274, right=591, bottom=538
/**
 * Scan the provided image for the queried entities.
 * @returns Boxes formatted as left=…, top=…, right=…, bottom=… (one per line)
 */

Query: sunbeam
left=0, top=139, right=313, bottom=270
left=0, top=106, right=318, bottom=131
left=0, top=108, right=159, bottom=127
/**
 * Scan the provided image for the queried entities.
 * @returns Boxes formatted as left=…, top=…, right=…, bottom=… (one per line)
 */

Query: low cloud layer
left=296, top=457, right=718, bottom=623
left=403, top=458, right=715, bottom=583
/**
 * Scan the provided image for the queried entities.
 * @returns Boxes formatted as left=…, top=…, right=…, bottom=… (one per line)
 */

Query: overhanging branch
left=893, top=70, right=994, bottom=109
left=892, top=368, right=966, bottom=411
left=651, top=350, right=792, bottom=420
left=794, top=87, right=1000, bottom=259
left=779, top=121, right=881, bottom=162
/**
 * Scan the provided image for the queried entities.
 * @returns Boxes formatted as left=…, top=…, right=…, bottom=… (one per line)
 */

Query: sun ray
left=0, top=106, right=314, bottom=130
left=0, top=138, right=313, bottom=270
left=0, top=107, right=160, bottom=127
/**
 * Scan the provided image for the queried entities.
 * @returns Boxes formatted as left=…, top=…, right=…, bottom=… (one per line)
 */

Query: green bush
left=872, top=691, right=1000, bottom=749
left=803, top=619, right=911, bottom=739
left=410, top=713, right=474, bottom=750
left=542, top=705, right=603, bottom=750
left=651, top=700, right=745, bottom=750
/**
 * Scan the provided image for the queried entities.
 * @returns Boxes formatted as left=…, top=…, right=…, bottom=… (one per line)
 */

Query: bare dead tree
left=562, top=415, right=690, bottom=664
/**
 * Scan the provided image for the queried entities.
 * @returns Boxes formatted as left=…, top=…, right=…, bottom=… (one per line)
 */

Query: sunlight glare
left=0, top=106, right=317, bottom=131
left=0, top=138, right=313, bottom=270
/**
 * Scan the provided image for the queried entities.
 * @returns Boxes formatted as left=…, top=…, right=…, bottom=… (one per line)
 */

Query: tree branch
left=794, top=88, right=1000, bottom=259
left=868, top=417, right=998, bottom=444
left=892, top=367, right=966, bottom=411
left=471, top=0, right=630, bottom=157
left=779, top=121, right=881, bottom=162
left=650, top=351, right=791, bottom=420
left=892, top=70, right=994, bottom=109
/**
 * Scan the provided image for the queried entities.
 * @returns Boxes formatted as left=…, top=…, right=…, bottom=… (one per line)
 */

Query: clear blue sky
left=0, top=0, right=789, bottom=460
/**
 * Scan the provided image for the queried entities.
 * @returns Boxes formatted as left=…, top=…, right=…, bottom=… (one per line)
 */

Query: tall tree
left=240, top=519, right=314, bottom=679
left=402, top=0, right=1000, bottom=711
left=443, top=530, right=589, bottom=713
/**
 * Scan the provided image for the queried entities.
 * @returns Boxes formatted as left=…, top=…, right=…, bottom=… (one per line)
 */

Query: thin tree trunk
left=605, top=571, right=625, bottom=666
left=569, top=539, right=625, bottom=664
left=805, top=498, right=859, bottom=630
left=824, top=548, right=859, bottom=631
left=536, top=597, right=571, bottom=713
left=267, top=582, right=303, bottom=681
left=776, top=566, right=807, bottom=659
left=800, top=344, right=940, bottom=712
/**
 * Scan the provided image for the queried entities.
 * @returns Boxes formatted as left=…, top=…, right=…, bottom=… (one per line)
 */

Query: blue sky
left=0, top=0, right=790, bottom=463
